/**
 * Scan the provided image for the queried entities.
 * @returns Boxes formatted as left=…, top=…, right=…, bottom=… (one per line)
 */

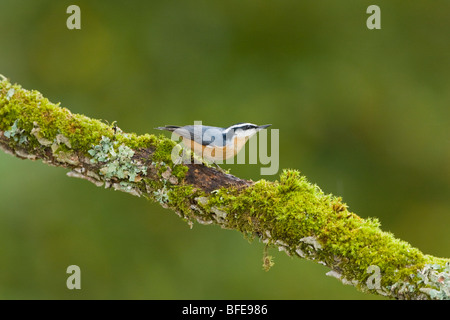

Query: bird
left=155, top=122, right=271, bottom=164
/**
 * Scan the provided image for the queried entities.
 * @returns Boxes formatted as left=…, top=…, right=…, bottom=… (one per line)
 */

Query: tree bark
left=0, top=75, right=449, bottom=300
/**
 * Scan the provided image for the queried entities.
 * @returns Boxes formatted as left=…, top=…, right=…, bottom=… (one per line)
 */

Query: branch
left=0, top=76, right=449, bottom=300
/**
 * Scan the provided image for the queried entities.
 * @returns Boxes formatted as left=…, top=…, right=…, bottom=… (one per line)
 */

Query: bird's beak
left=257, top=124, right=272, bottom=130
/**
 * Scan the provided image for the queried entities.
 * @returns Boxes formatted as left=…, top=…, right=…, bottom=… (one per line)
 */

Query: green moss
left=263, top=247, right=275, bottom=272
left=115, top=132, right=158, bottom=151
left=194, top=168, right=446, bottom=297
left=2, top=77, right=449, bottom=299
left=168, top=184, right=196, bottom=216
left=204, top=170, right=333, bottom=242
left=172, top=164, right=188, bottom=181
left=0, top=77, right=190, bottom=207
left=151, top=136, right=177, bottom=164
left=0, top=80, right=112, bottom=152
left=0, top=79, right=183, bottom=171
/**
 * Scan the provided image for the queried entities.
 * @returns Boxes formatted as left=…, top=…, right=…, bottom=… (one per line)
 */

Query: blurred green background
left=0, top=0, right=449, bottom=299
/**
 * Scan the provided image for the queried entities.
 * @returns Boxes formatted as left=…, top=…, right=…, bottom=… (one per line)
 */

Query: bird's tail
left=154, top=125, right=180, bottom=132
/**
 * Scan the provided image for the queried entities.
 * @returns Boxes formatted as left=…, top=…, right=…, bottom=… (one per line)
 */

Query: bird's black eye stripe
left=231, top=123, right=257, bottom=131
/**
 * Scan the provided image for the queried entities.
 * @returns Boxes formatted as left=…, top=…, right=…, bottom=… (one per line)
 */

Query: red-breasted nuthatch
left=155, top=123, right=271, bottom=163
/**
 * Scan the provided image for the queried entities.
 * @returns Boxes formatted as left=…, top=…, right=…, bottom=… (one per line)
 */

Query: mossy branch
left=0, top=76, right=449, bottom=300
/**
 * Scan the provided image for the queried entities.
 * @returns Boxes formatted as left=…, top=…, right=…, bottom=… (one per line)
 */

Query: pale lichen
left=67, top=170, right=104, bottom=187
left=416, top=263, right=450, bottom=300
left=88, top=136, right=147, bottom=182
left=299, top=236, right=323, bottom=251
left=4, top=119, right=28, bottom=145
left=153, top=185, right=170, bottom=207
left=31, top=124, right=53, bottom=146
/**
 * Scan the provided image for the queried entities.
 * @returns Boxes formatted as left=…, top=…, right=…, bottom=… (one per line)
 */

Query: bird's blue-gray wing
left=174, top=125, right=225, bottom=147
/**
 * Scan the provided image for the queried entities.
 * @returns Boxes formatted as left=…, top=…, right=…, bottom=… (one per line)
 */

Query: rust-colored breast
left=183, top=136, right=249, bottom=162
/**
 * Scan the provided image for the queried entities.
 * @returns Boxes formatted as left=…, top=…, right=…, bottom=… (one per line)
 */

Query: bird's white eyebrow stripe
left=223, top=123, right=254, bottom=133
